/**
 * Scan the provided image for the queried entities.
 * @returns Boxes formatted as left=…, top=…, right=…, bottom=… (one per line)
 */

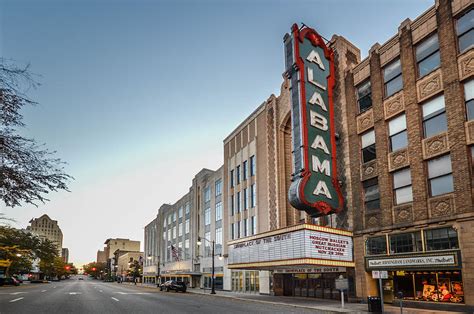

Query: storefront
left=227, top=224, right=355, bottom=298
left=365, top=226, right=464, bottom=306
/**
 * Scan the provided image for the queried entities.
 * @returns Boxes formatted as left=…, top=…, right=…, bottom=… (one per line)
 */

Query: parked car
left=0, top=277, right=21, bottom=286
left=160, top=280, right=186, bottom=292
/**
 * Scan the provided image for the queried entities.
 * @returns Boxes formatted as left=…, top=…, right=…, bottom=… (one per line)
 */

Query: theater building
left=222, top=30, right=362, bottom=297
left=343, top=0, right=474, bottom=310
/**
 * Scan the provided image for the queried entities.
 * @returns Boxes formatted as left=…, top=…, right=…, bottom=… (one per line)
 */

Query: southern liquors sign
left=284, top=24, right=343, bottom=217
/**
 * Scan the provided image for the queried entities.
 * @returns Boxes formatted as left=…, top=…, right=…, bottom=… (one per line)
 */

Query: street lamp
left=197, top=236, right=222, bottom=295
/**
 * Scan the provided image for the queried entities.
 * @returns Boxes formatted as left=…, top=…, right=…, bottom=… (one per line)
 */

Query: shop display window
left=424, top=227, right=458, bottom=251
left=389, top=232, right=422, bottom=254
left=366, top=236, right=387, bottom=255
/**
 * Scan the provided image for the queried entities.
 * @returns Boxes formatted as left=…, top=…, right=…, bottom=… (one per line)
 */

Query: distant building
left=115, top=250, right=144, bottom=280
left=61, top=248, right=69, bottom=263
left=26, top=214, right=63, bottom=255
left=143, top=217, right=159, bottom=284
left=96, top=250, right=107, bottom=263
left=103, top=238, right=140, bottom=276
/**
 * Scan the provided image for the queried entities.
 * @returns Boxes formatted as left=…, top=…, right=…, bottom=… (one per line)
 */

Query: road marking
left=68, top=292, right=82, bottom=295
left=53, top=286, right=57, bottom=289
left=116, top=292, right=150, bottom=295
left=111, top=297, right=119, bottom=302
left=41, top=290, right=47, bottom=292
left=99, top=290, right=103, bottom=293
left=10, top=297, right=24, bottom=303
left=10, top=292, right=27, bottom=295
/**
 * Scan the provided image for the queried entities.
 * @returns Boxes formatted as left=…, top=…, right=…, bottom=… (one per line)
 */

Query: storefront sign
left=372, top=270, right=388, bottom=279
left=229, top=228, right=353, bottom=266
left=335, top=278, right=349, bottom=291
left=284, top=24, right=343, bottom=217
left=367, top=254, right=458, bottom=269
left=274, top=267, right=346, bottom=274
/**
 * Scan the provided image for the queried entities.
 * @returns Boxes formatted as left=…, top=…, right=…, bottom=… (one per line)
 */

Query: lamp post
left=197, top=236, right=222, bottom=295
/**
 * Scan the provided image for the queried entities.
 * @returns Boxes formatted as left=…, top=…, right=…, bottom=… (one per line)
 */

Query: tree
left=1, top=58, right=72, bottom=207
left=83, top=261, right=106, bottom=278
left=127, top=260, right=142, bottom=281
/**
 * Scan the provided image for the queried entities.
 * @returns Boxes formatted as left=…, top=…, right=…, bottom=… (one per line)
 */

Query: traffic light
left=65, top=266, right=71, bottom=271
left=92, top=267, right=96, bottom=271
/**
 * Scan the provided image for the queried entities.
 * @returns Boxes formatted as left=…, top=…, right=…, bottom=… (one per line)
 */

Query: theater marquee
left=284, top=24, right=343, bottom=217
left=227, top=224, right=354, bottom=269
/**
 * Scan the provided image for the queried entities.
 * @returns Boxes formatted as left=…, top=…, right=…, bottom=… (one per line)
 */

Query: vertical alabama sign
left=284, top=24, right=343, bottom=217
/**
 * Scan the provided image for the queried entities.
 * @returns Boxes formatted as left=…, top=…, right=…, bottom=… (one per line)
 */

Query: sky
left=0, top=0, right=433, bottom=266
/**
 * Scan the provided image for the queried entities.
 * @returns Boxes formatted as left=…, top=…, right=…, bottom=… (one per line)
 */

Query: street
left=0, top=278, right=315, bottom=314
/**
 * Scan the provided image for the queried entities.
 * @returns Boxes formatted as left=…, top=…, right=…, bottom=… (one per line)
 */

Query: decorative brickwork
left=360, top=160, right=378, bottom=181
left=458, top=49, right=474, bottom=82
left=428, top=194, right=455, bottom=218
left=393, top=204, right=413, bottom=224
left=383, top=92, right=405, bottom=120
left=388, top=148, right=410, bottom=172
left=416, top=69, right=444, bottom=102
left=365, top=214, right=379, bottom=229
left=266, top=105, right=278, bottom=231
left=422, top=132, right=450, bottom=159
left=356, top=109, right=374, bottom=134
left=465, top=120, right=474, bottom=145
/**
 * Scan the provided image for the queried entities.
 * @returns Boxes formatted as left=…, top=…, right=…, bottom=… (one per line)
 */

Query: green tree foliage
left=127, top=260, right=142, bottom=279
left=82, top=262, right=106, bottom=278
left=0, top=59, right=72, bottom=207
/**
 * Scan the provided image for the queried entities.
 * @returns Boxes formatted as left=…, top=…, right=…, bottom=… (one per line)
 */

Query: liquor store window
left=357, top=80, right=372, bottom=113
left=465, top=79, right=474, bottom=120
left=427, top=154, right=454, bottom=197
left=422, top=95, right=447, bottom=138
left=363, top=178, right=380, bottom=211
left=361, top=130, right=376, bottom=163
left=390, top=231, right=422, bottom=254
left=425, top=227, right=459, bottom=251
left=393, top=168, right=413, bottom=205
left=456, top=8, right=473, bottom=53
left=415, top=33, right=440, bottom=78
left=383, top=58, right=403, bottom=98
left=366, top=236, right=387, bottom=255
left=388, top=114, right=407, bottom=152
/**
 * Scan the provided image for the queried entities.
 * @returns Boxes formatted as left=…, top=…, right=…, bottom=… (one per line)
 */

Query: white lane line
left=41, top=290, right=47, bottom=292
left=53, top=286, right=57, bottom=289
left=10, top=292, right=27, bottom=295
left=111, top=297, right=119, bottom=302
left=99, top=290, right=103, bottom=293
left=68, top=292, right=82, bottom=295
left=10, top=297, right=24, bottom=303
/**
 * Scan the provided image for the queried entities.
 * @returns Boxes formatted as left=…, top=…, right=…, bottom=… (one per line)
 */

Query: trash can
left=367, top=296, right=382, bottom=313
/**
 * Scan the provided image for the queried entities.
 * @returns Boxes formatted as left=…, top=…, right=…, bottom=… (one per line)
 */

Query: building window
left=215, top=179, right=222, bottom=196
left=167, top=229, right=171, bottom=241
left=231, top=223, right=235, bottom=240
left=243, top=160, right=248, bottom=181
left=250, top=155, right=256, bottom=176
left=456, top=8, right=473, bottom=53
left=422, top=95, right=447, bottom=138
left=236, top=221, right=241, bottom=239
left=250, top=184, right=256, bottom=207
left=424, top=227, right=458, bottom=251
left=172, top=226, right=176, bottom=239
left=251, top=216, right=257, bottom=235
left=383, top=58, right=403, bottom=98
left=185, top=202, right=190, bottom=215
left=230, top=195, right=234, bottom=216
left=204, top=207, right=211, bottom=226
left=390, top=232, right=422, bottom=254
left=236, top=165, right=241, bottom=185
left=178, top=207, right=183, bottom=219
left=388, top=114, right=408, bottom=152
left=361, top=130, right=376, bottom=163
left=366, top=236, right=387, bottom=255
left=428, top=154, right=453, bottom=196
left=415, top=33, right=440, bottom=77
left=356, top=80, right=372, bottom=113
left=236, top=191, right=241, bottom=213
left=167, top=215, right=171, bottom=225
left=215, top=202, right=222, bottom=221
left=185, top=239, right=190, bottom=259
left=243, top=188, right=248, bottom=210
left=363, top=178, right=380, bottom=211
left=230, top=169, right=234, bottom=188
left=393, top=168, right=413, bottom=205
left=178, top=223, right=183, bottom=237
left=205, top=231, right=211, bottom=256
left=185, top=219, right=190, bottom=234
left=204, top=187, right=211, bottom=202
left=465, top=80, right=474, bottom=120
left=215, top=227, right=222, bottom=254
left=243, top=218, right=248, bottom=237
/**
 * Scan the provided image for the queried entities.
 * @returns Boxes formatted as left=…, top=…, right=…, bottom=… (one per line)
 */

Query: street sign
left=371, top=270, right=388, bottom=279
left=335, top=278, right=349, bottom=291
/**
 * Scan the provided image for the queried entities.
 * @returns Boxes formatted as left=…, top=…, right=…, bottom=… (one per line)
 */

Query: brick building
left=344, top=0, right=473, bottom=310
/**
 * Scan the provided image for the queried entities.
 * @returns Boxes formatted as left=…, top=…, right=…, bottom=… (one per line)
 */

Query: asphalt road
left=0, top=277, right=315, bottom=314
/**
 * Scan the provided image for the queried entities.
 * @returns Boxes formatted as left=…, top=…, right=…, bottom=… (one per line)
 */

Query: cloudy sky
left=1, top=0, right=432, bottom=265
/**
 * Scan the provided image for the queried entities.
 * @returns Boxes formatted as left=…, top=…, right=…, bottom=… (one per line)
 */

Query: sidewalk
left=122, top=282, right=460, bottom=314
